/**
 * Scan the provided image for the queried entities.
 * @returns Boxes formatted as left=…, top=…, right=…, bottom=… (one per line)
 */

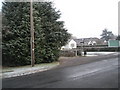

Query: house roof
left=73, top=37, right=104, bottom=46
left=74, top=39, right=83, bottom=44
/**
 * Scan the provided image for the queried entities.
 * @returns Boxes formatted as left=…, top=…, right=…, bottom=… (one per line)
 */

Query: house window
left=71, top=43, right=75, bottom=48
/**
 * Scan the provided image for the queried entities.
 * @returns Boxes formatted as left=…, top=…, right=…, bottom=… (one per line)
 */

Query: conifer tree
left=2, top=2, right=31, bottom=66
left=2, top=2, right=70, bottom=66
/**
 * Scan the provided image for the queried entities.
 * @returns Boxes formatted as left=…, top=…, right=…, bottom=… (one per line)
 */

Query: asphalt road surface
left=2, top=56, right=118, bottom=88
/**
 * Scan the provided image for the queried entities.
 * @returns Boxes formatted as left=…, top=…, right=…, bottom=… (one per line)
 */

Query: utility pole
left=30, top=0, right=35, bottom=67
left=80, top=39, right=84, bottom=56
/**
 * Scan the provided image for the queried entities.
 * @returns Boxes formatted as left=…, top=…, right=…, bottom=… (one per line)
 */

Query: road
left=2, top=56, right=119, bottom=88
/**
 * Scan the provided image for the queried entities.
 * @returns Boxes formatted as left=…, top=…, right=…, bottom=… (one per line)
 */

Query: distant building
left=74, top=37, right=106, bottom=46
left=61, top=37, right=106, bottom=50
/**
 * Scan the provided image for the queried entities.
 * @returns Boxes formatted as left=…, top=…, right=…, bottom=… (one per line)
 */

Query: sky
left=0, top=0, right=119, bottom=38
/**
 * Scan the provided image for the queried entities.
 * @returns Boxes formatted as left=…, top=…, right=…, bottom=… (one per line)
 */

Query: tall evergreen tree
left=2, top=2, right=70, bottom=66
left=100, top=29, right=114, bottom=41
left=2, top=2, right=31, bottom=66
left=33, top=2, right=71, bottom=63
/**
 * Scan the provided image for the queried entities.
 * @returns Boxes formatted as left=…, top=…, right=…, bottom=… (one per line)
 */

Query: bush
left=60, top=50, right=74, bottom=57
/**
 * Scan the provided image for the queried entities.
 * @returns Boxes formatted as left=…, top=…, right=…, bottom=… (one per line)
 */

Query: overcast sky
left=0, top=0, right=119, bottom=38
left=52, top=0, right=119, bottom=38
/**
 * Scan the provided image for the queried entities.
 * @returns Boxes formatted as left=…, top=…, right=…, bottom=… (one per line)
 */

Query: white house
left=61, top=39, right=77, bottom=50
left=88, top=41, right=97, bottom=45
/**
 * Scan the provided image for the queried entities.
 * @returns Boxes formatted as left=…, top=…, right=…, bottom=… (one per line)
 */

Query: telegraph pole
left=30, top=0, right=35, bottom=67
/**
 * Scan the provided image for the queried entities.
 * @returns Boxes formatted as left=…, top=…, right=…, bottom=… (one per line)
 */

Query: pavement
left=1, top=62, right=59, bottom=78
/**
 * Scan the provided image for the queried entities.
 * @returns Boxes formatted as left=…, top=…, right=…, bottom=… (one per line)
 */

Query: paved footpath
left=1, top=62, right=59, bottom=78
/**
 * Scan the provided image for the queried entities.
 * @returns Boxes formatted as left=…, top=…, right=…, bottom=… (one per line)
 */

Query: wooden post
left=75, top=49, right=77, bottom=56
left=30, top=0, right=35, bottom=67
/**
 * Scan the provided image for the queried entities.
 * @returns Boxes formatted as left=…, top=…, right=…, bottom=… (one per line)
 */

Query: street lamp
left=30, top=0, right=35, bottom=67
